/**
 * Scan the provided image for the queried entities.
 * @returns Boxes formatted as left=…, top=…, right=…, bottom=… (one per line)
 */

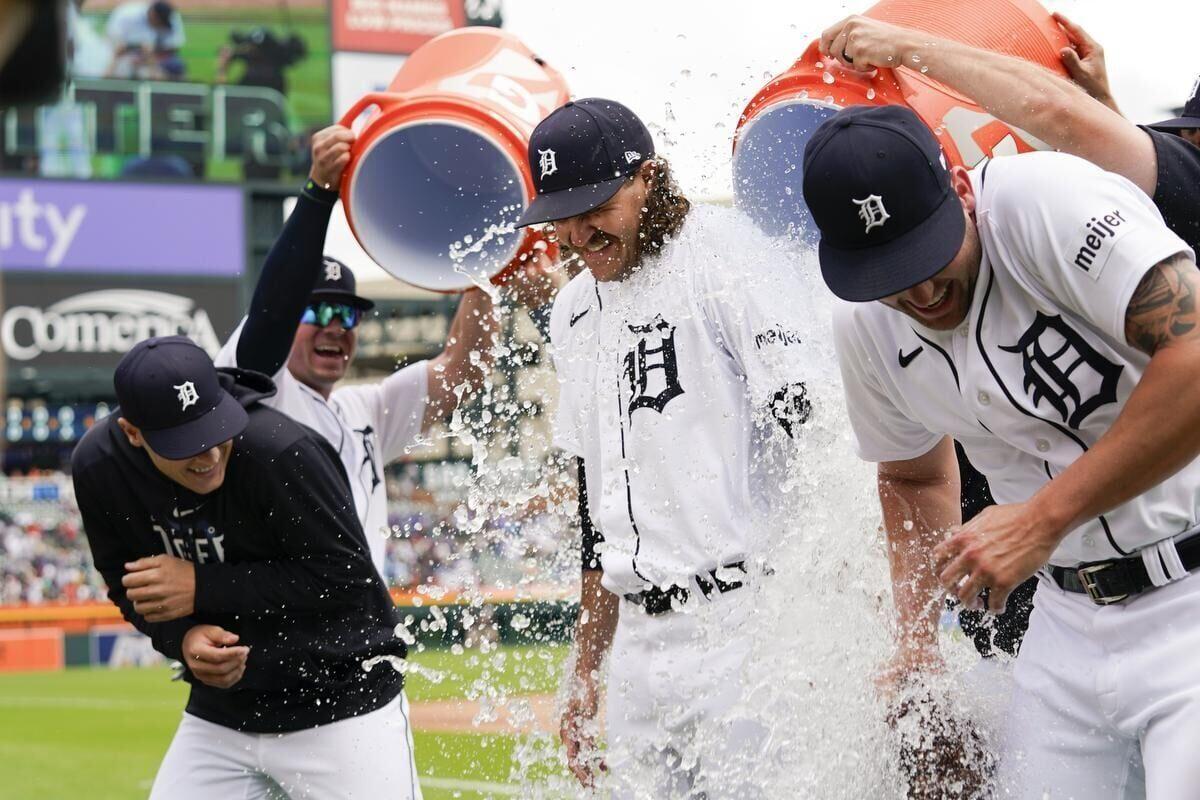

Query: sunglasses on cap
left=300, top=302, right=360, bottom=330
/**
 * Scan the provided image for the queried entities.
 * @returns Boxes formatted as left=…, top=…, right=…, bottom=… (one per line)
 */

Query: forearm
left=883, top=32, right=1155, bottom=193
left=878, top=467, right=959, bottom=653
left=423, top=289, right=498, bottom=428
left=573, top=569, right=618, bottom=683
left=102, top=575, right=195, bottom=660
left=1031, top=343, right=1200, bottom=537
left=236, top=182, right=338, bottom=374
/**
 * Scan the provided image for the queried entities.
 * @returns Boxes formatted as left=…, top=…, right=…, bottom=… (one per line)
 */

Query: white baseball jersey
left=834, top=152, right=1195, bottom=567
left=550, top=204, right=815, bottom=597
left=216, top=323, right=428, bottom=572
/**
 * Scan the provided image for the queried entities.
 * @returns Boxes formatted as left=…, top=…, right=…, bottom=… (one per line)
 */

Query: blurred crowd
left=0, top=472, right=576, bottom=606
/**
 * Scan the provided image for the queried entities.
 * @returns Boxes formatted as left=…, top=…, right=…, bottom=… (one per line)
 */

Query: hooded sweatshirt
left=71, top=368, right=404, bottom=733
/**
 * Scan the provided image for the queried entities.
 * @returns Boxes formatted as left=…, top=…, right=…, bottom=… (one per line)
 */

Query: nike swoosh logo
left=898, top=346, right=924, bottom=368
left=569, top=308, right=590, bottom=327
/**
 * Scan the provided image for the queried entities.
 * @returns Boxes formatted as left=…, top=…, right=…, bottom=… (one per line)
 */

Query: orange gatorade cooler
left=338, top=28, right=569, bottom=292
left=732, top=0, right=1069, bottom=238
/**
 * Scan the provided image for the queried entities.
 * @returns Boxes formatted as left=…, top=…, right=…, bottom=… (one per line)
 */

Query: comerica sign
left=1, top=290, right=222, bottom=362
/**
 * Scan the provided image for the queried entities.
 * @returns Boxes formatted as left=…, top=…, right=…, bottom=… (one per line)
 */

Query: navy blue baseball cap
left=801, top=105, right=965, bottom=302
left=516, top=98, right=655, bottom=227
left=310, top=255, right=374, bottom=310
left=1149, top=76, right=1200, bottom=131
left=114, top=336, right=248, bottom=460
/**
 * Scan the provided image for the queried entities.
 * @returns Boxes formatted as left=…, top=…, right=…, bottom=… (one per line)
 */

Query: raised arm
left=422, top=289, right=498, bottom=430
left=819, top=15, right=1157, bottom=196
left=235, top=126, right=354, bottom=375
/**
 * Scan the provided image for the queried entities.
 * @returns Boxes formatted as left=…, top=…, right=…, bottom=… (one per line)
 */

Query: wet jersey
left=834, top=152, right=1195, bottom=567
left=550, top=205, right=815, bottom=596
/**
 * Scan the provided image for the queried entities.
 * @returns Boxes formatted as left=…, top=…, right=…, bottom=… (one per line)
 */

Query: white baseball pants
left=149, top=692, right=421, bottom=800
left=996, top=572, right=1200, bottom=799
left=605, top=586, right=767, bottom=800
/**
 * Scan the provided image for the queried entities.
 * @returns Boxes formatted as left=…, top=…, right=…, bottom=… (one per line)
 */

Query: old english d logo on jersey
left=1000, top=312, right=1123, bottom=429
left=623, top=315, right=684, bottom=417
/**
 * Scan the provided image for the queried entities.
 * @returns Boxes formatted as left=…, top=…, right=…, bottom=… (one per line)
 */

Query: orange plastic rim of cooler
left=338, top=28, right=568, bottom=293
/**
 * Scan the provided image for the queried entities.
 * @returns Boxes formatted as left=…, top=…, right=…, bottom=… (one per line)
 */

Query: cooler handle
left=338, top=93, right=405, bottom=134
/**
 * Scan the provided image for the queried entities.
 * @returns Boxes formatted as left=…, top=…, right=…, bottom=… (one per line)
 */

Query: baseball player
left=801, top=104, right=1200, bottom=797
left=215, top=125, right=556, bottom=574
left=517, top=98, right=816, bottom=798
left=71, top=337, right=419, bottom=799
left=818, top=13, right=1200, bottom=661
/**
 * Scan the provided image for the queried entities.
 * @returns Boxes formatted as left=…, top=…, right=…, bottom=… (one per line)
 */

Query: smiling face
left=551, top=163, right=652, bottom=283
left=877, top=168, right=982, bottom=331
left=118, top=418, right=233, bottom=495
left=287, top=316, right=357, bottom=398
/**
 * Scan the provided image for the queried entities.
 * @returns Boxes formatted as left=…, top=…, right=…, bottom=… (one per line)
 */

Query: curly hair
left=635, top=157, right=691, bottom=260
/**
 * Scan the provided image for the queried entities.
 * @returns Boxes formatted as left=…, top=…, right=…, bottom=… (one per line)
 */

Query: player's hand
left=875, top=644, right=944, bottom=705
left=560, top=674, right=606, bottom=788
left=933, top=501, right=1059, bottom=614
left=182, top=625, right=249, bottom=690
left=309, top=125, right=356, bottom=191
left=122, top=555, right=195, bottom=623
left=819, top=15, right=921, bottom=73
left=1053, top=12, right=1120, bottom=113
left=498, top=249, right=565, bottom=310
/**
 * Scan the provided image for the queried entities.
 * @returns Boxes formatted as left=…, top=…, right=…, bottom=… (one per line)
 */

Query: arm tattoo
left=1124, top=253, right=1200, bottom=355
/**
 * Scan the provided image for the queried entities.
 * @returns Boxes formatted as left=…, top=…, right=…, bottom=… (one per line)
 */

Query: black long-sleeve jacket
left=70, top=369, right=404, bottom=733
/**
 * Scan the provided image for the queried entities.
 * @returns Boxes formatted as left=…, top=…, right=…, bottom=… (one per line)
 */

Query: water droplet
left=910, top=54, right=921, bottom=64
left=822, top=72, right=835, bottom=85
left=902, top=520, right=914, bottom=531
left=920, top=66, right=929, bottom=74
left=815, top=60, right=824, bottom=69
left=866, top=88, right=876, bottom=100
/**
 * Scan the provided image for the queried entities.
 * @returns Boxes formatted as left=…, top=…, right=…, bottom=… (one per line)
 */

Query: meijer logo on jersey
left=0, top=290, right=220, bottom=361
left=1073, top=209, right=1128, bottom=276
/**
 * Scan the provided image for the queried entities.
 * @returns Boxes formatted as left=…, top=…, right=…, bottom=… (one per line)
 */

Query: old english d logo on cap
left=801, top=105, right=966, bottom=303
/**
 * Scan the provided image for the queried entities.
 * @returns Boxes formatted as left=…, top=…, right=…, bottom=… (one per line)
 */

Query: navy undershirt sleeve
left=579, top=457, right=602, bottom=571
left=235, top=180, right=339, bottom=375
left=1143, top=126, right=1200, bottom=254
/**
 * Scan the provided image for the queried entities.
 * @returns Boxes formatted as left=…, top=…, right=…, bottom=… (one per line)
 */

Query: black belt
left=623, top=561, right=748, bottom=615
left=1047, top=533, right=1200, bottom=605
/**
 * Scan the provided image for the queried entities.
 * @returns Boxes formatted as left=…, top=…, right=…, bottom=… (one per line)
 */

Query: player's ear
left=950, top=165, right=976, bottom=215
left=117, top=417, right=145, bottom=449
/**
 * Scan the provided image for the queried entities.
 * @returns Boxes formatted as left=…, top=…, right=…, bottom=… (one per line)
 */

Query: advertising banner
left=331, top=0, right=502, bottom=55
left=0, top=276, right=243, bottom=370
left=0, top=179, right=243, bottom=276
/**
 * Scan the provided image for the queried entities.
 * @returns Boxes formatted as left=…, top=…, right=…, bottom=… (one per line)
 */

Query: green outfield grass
left=0, top=644, right=570, bottom=800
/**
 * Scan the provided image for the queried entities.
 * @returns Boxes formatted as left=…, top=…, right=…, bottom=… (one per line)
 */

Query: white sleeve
left=985, top=153, right=1193, bottom=344
left=333, top=362, right=429, bottom=465
left=832, top=305, right=943, bottom=463
left=695, top=247, right=814, bottom=408
left=213, top=318, right=247, bottom=370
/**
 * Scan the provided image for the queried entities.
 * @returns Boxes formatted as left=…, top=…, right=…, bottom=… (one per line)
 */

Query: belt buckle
left=1077, top=563, right=1128, bottom=605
